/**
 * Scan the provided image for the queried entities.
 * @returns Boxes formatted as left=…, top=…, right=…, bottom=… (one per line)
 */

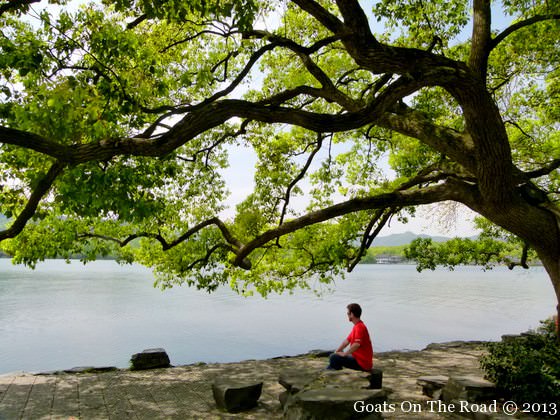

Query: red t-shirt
left=347, top=320, right=373, bottom=371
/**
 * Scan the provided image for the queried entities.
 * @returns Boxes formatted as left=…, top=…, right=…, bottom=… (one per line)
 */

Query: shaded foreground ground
left=0, top=342, right=490, bottom=419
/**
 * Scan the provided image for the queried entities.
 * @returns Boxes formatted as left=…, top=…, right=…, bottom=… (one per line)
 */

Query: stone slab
left=417, top=375, right=449, bottom=398
left=442, top=376, right=497, bottom=403
left=284, top=388, right=387, bottom=420
left=130, top=348, right=170, bottom=370
left=212, top=379, right=263, bottom=413
left=279, top=369, right=319, bottom=393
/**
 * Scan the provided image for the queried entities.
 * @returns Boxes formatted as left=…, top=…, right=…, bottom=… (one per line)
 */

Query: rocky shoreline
left=0, top=340, right=510, bottom=419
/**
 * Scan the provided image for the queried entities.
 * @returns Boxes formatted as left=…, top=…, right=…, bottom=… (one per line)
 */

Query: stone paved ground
left=0, top=342, right=492, bottom=419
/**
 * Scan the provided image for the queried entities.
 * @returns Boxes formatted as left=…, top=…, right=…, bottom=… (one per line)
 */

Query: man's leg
left=340, top=355, right=363, bottom=371
left=327, top=353, right=363, bottom=371
left=327, top=353, right=345, bottom=370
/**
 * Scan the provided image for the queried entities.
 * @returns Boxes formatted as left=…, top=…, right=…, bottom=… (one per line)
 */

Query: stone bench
left=442, top=376, right=498, bottom=403
left=417, top=375, right=449, bottom=399
left=279, top=368, right=387, bottom=419
left=418, top=375, right=497, bottom=403
left=285, top=388, right=387, bottom=420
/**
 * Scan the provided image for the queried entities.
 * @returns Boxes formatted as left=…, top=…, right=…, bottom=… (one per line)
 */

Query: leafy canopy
left=0, top=0, right=558, bottom=296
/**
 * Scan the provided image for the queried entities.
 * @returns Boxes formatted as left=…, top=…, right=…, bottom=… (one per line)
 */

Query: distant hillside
left=372, top=231, right=452, bottom=247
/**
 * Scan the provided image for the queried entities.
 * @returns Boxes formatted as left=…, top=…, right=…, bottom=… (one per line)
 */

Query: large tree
left=0, top=1, right=559, bottom=318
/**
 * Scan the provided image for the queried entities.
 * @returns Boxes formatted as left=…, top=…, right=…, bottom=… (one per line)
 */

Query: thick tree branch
left=508, top=242, right=530, bottom=270
left=170, top=217, right=242, bottom=251
left=290, top=0, right=344, bottom=34
left=1, top=72, right=426, bottom=165
left=234, top=180, right=474, bottom=267
left=490, top=14, right=560, bottom=52
left=0, top=0, right=39, bottom=17
left=525, top=159, right=560, bottom=179
left=469, top=0, right=492, bottom=81
left=377, top=110, right=476, bottom=174
left=80, top=217, right=251, bottom=269
left=126, top=14, right=147, bottom=30
left=334, top=0, right=379, bottom=46
left=84, top=217, right=243, bottom=252
left=0, top=127, right=74, bottom=161
left=0, top=161, right=65, bottom=241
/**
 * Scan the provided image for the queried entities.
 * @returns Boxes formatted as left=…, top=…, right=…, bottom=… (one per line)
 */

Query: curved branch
left=0, top=161, right=66, bottom=241
left=525, top=158, right=560, bottom=179
left=139, top=41, right=280, bottom=131
left=79, top=232, right=164, bottom=247
left=183, top=244, right=228, bottom=271
left=234, top=180, right=474, bottom=267
left=80, top=233, right=235, bottom=271
left=0, top=0, right=39, bottom=17
left=161, top=29, right=236, bottom=53
left=278, top=134, right=324, bottom=226
left=244, top=30, right=342, bottom=55
left=257, top=86, right=324, bottom=106
left=290, top=0, right=344, bottom=34
left=334, top=0, right=379, bottom=46
left=347, top=207, right=397, bottom=272
left=490, top=14, right=560, bottom=52
left=377, top=110, right=476, bottom=173
left=508, top=242, right=530, bottom=270
left=245, top=31, right=358, bottom=110
left=83, top=217, right=243, bottom=252
left=169, top=217, right=242, bottom=250
left=1, top=74, right=424, bottom=164
left=126, top=15, right=147, bottom=30
left=0, top=127, right=73, bottom=161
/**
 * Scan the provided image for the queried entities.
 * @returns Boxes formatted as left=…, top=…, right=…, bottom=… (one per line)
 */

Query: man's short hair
left=347, top=303, right=362, bottom=318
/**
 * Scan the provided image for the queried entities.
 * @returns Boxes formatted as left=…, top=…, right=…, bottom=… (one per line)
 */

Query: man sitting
left=327, top=303, right=373, bottom=371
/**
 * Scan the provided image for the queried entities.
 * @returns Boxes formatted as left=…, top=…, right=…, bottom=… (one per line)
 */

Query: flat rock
left=417, top=375, right=448, bottom=398
left=320, top=369, right=371, bottom=389
left=130, top=348, right=170, bottom=370
left=63, top=366, right=118, bottom=374
left=279, top=369, right=318, bottom=393
left=442, top=376, right=497, bottom=403
left=284, top=388, right=387, bottom=420
left=212, top=379, right=263, bottom=413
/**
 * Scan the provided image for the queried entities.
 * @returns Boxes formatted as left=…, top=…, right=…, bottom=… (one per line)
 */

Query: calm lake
left=0, top=259, right=556, bottom=374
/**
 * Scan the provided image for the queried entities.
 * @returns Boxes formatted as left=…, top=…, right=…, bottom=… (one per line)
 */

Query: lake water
left=0, top=259, right=556, bottom=374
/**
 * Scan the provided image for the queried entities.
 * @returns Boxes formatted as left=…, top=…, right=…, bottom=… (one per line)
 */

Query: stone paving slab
left=0, top=342, right=491, bottom=419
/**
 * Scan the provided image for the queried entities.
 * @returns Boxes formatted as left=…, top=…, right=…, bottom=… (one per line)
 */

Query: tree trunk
left=540, top=253, right=560, bottom=341
left=485, top=203, right=560, bottom=341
